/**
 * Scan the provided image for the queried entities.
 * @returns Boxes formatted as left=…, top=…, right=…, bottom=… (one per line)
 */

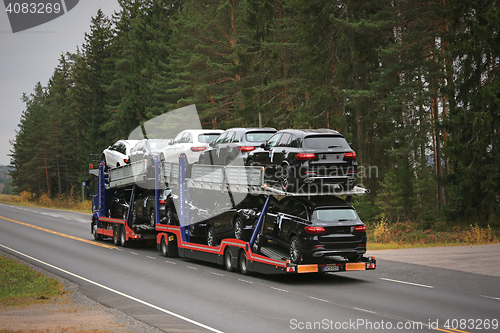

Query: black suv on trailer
left=246, top=129, right=357, bottom=193
left=261, top=196, right=367, bottom=264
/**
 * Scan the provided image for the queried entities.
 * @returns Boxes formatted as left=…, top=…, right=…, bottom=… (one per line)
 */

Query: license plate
left=323, top=265, right=340, bottom=272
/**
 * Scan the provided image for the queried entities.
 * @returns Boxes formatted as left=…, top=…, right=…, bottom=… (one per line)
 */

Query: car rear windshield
left=245, top=132, right=276, bottom=143
left=198, top=134, right=221, bottom=143
left=303, top=136, right=349, bottom=149
left=312, top=209, right=359, bottom=224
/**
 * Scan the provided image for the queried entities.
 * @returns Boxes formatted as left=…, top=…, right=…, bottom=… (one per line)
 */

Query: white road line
left=270, top=287, right=289, bottom=293
left=380, top=278, right=434, bottom=289
left=186, top=266, right=198, bottom=270
left=308, top=296, right=329, bottom=303
left=0, top=244, right=224, bottom=333
left=130, top=252, right=139, bottom=255
left=354, top=307, right=377, bottom=314
left=165, top=260, right=176, bottom=265
left=480, top=295, right=500, bottom=301
left=238, top=279, right=253, bottom=284
left=147, top=256, right=156, bottom=260
left=211, top=272, right=223, bottom=276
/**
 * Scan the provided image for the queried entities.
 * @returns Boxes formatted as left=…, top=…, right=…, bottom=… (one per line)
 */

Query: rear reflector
left=343, top=152, right=356, bottom=160
left=305, top=226, right=326, bottom=234
left=295, top=153, right=316, bottom=160
left=159, top=200, right=166, bottom=204
left=237, top=146, right=255, bottom=152
left=190, top=147, right=206, bottom=152
left=354, top=225, right=367, bottom=232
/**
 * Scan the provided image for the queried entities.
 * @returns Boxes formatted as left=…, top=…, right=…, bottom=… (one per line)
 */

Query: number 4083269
left=5, top=2, right=62, bottom=14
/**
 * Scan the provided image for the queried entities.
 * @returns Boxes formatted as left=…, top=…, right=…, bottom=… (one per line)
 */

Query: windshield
left=303, top=136, right=349, bottom=149
left=245, top=132, right=275, bottom=143
left=198, top=134, right=220, bottom=143
left=313, top=209, right=359, bottom=224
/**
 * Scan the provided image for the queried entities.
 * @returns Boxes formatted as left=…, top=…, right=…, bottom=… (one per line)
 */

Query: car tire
left=150, top=210, right=155, bottom=226
left=281, top=164, right=295, bottom=192
left=101, top=155, right=108, bottom=171
left=346, top=254, right=360, bottom=262
left=239, top=250, right=251, bottom=275
left=165, top=207, right=173, bottom=225
left=224, top=248, right=235, bottom=272
left=234, top=217, right=244, bottom=240
left=289, top=235, right=302, bottom=264
left=161, top=236, right=168, bottom=257
left=122, top=210, right=127, bottom=221
left=113, top=226, right=121, bottom=246
left=107, top=208, right=112, bottom=218
left=207, top=227, right=217, bottom=247
left=131, top=207, right=137, bottom=225
left=120, top=225, right=129, bottom=247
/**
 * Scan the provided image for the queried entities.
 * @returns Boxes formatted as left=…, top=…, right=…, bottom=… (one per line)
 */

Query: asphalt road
left=0, top=203, right=499, bottom=333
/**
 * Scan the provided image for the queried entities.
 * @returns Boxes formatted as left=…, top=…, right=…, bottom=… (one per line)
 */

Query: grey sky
left=0, top=1, right=122, bottom=166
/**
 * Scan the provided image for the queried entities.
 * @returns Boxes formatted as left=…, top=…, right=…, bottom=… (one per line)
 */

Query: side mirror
left=209, top=141, right=215, bottom=148
left=260, top=142, right=268, bottom=150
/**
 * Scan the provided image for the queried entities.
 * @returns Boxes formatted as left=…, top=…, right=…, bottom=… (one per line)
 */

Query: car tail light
left=190, top=147, right=206, bottom=152
left=343, top=152, right=356, bottom=160
left=159, top=200, right=166, bottom=204
left=354, top=225, right=366, bottom=232
left=295, top=153, right=316, bottom=160
left=237, top=146, right=255, bottom=152
left=123, top=158, right=128, bottom=163
left=305, top=226, right=326, bottom=234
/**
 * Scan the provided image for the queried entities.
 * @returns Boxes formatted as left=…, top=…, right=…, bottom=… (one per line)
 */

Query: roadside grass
left=0, top=256, right=65, bottom=307
left=0, top=193, right=92, bottom=214
left=367, top=216, right=500, bottom=250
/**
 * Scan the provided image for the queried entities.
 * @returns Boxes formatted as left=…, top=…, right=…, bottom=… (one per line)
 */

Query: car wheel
left=150, top=210, right=155, bottom=226
left=101, top=155, right=108, bottom=171
left=120, top=225, right=129, bottom=247
left=106, top=208, right=112, bottom=218
left=113, top=226, right=121, bottom=246
left=224, top=248, right=235, bottom=272
left=122, top=210, right=127, bottom=221
left=281, top=164, right=295, bottom=192
left=346, top=254, right=360, bottom=262
left=239, top=251, right=251, bottom=275
left=234, top=217, right=244, bottom=240
left=161, top=236, right=168, bottom=257
left=93, top=224, right=102, bottom=241
left=165, top=207, right=173, bottom=225
left=289, top=235, right=302, bottom=264
left=246, top=158, right=255, bottom=166
left=131, top=207, right=137, bottom=225
left=160, top=153, right=165, bottom=162
left=207, top=227, right=217, bottom=247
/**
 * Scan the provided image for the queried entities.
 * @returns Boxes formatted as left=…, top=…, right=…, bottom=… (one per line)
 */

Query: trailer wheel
left=113, top=226, right=121, bottom=246
left=207, top=227, right=217, bottom=247
left=161, top=236, right=168, bottom=257
left=239, top=251, right=250, bottom=275
left=120, top=226, right=129, bottom=247
left=224, top=248, right=235, bottom=272
left=289, top=236, right=302, bottom=264
left=234, top=217, right=243, bottom=240
left=93, top=224, right=102, bottom=241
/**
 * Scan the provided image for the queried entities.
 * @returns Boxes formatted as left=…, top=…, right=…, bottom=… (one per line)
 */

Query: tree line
left=9, top=0, right=499, bottom=226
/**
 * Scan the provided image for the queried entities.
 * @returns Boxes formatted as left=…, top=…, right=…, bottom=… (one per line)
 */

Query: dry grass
left=0, top=193, right=92, bottom=214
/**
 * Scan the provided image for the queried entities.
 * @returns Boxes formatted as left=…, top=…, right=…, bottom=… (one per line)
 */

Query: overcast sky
left=0, top=1, right=122, bottom=166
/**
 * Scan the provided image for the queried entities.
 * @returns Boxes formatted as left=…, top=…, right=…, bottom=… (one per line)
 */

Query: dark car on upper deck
left=246, top=129, right=357, bottom=193
left=199, top=127, right=277, bottom=165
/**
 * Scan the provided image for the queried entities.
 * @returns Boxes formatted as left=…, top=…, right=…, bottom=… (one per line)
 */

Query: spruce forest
left=8, top=0, right=500, bottom=227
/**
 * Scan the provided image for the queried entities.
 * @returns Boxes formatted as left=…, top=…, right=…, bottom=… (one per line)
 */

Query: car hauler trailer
left=91, top=157, right=376, bottom=275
